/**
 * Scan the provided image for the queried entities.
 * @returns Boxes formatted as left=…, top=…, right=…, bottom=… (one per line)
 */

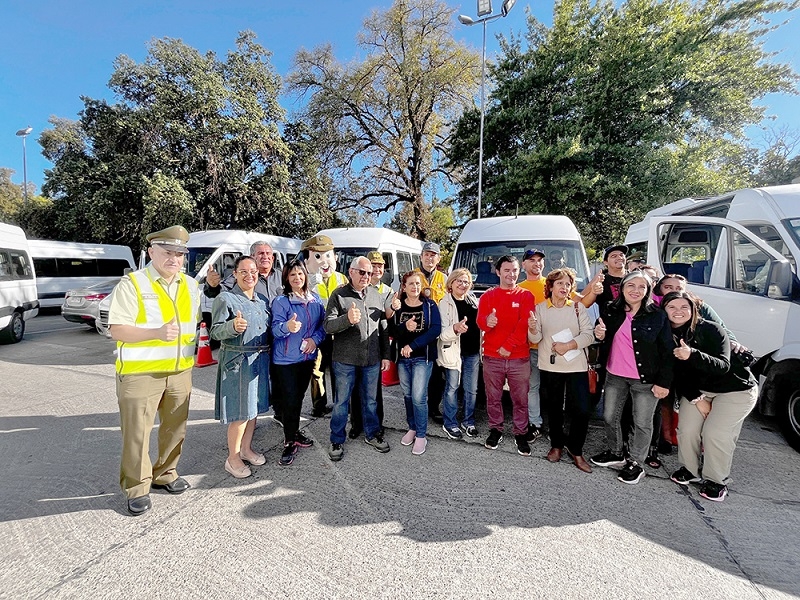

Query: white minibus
left=28, top=240, right=135, bottom=308
left=625, top=184, right=800, bottom=451
left=0, top=223, right=39, bottom=343
left=450, top=215, right=592, bottom=297
left=314, top=227, right=424, bottom=290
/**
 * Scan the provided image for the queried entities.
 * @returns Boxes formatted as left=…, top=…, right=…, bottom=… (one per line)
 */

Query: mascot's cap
left=301, top=234, right=334, bottom=252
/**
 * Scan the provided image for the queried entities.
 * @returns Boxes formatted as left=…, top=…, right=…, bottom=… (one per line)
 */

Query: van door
left=648, top=216, right=792, bottom=358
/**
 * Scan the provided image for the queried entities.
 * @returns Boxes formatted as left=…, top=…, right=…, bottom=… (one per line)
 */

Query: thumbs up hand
left=591, top=271, right=605, bottom=295
left=233, top=310, right=248, bottom=333
left=674, top=338, right=692, bottom=360
left=405, top=315, right=418, bottom=332
left=348, top=302, right=362, bottom=325
left=391, top=292, right=401, bottom=311
left=286, top=312, right=302, bottom=333
left=527, top=310, right=538, bottom=334
left=160, top=317, right=179, bottom=342
left=486, top=308, right=498, bottom=328
left=206, top=264, right=221, bottom=288
left=454, top=316, right=468, bottom=334
left=594, top=317, right=607, bottom=340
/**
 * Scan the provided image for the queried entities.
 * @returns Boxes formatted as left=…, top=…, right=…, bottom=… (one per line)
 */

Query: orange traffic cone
left=195, top=322, right=218, bottom=367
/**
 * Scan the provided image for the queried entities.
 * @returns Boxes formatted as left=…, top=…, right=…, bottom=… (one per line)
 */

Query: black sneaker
left=618, top=460, right=645, bottom=485
left=328, top=443, right=344, bottom=462
left=442, top=425, right=463, bottom=440
left=670, top=466, right=702, bottom=486
left=591, top=450, right=627, bottom=468
left=514, top=435, right=531, bottom=456
left=525, top=423, right=542, bottom=443
left=294, top=431, right=314, bottom=448
left=484, top=429, right=503, bottom=450
left=460, top=424, right=478, bottom=438
left=278, top=442, right=298, bottom=466
left=699, top=481, right=728, bottom=502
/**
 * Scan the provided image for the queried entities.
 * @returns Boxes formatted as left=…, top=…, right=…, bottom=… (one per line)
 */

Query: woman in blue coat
left=271, top=259, right=326, bottom=466
left=211, top=256, right=271, bottom=479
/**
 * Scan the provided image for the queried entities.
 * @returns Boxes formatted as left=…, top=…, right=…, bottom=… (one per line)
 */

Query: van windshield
left=187, top=247, right=215, bottom=278
left=335, top=248, right=373, bottom=274
left=452, top=240, right=589, bottom=291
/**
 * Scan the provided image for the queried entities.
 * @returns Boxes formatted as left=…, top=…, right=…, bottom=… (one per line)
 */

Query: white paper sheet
left=551, top=328, right=581, bottom=362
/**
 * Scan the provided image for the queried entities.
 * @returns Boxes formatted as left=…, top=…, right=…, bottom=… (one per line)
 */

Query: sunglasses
left=353, top=268, right=372, bottom=277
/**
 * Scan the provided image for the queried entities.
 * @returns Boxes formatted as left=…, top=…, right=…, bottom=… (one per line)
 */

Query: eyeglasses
left=353, top=269, right=372, bottom=277
left=236, top=270, right=258, bottom=276
left=455, top=279, right=470, bottom=285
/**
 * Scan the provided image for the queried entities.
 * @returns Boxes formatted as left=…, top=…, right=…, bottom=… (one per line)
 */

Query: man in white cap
left=108, top=225, right=201, bottom=516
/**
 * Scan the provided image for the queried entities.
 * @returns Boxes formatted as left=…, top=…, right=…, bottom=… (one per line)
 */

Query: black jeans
left=540, top=370, right=591, bottom=455
left=310, top=335, right=334, bottom=412
left=272, top=360, right=314, bottom=443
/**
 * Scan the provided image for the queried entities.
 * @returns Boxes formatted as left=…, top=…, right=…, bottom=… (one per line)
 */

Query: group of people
left=108, top=225, right=756, bottom=516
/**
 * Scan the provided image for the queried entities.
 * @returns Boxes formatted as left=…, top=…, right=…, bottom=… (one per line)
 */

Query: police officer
left=108, top=225, right=201, bottom=516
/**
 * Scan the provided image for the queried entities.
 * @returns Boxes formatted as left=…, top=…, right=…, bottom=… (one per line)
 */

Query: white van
left=625, top=184, right=800, bottom=450
left=28, top=240, right=135, bottom=308
left=450, top=215, right=592, bottom=297
left=0, top=223, right=39, bottom=343
left=314, top=227, right=424, bottom=290
left=186, top=230, right=302, bottom=281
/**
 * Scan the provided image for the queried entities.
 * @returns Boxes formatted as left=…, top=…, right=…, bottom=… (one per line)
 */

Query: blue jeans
left=398, top=357, right=433, bottom=437
left=527, top=348, right=542, bottom=427
left=443, top=353, right=480, bottom=429
left=603, top=372, right=660, bottom=464
left=330, top=361, right=381, bottom=444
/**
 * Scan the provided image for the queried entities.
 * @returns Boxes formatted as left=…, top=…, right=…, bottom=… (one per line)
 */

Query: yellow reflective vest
left=116, top=269, right=200, bottom=375
left=314, top=271, right=348, bottom=307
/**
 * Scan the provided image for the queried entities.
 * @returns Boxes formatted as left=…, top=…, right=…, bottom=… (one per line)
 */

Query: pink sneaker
left=401, top=430, right=416, bottom=446
left=412, top=437, right=427, bottom=455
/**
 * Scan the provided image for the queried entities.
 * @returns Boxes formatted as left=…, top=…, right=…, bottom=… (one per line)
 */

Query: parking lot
left=1, top=314, right=799, bottom=599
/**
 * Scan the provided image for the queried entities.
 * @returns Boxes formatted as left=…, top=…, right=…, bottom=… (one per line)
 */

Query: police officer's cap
left=367, top=251, right=384, bottom=264
left=147, top=225, right=190, bottom=253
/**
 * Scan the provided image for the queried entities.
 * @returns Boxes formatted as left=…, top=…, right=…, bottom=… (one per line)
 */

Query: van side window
left=381, top=252, right=393, bottom=285
left=8, top=251, right=33, bottom=280
left=411, top=253, right=421, bottom=271
left=397, top=251, right=413, bottom=276
left=662, top=224, right=722, bottom=284
left=745, top=223, right=795, bottom=267
left=97, top=259, right=133, bottom=276
left=33, top=257, right=58, bottom=278
left=0, top=251, right=12, bottom=281
left=732, top=231, right=772, bottom=295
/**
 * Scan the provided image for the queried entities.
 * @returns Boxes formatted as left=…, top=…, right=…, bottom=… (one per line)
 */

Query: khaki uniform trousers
left=677, top=386, right=757, bottom=485
left=117, top=369, right=193, bottom=499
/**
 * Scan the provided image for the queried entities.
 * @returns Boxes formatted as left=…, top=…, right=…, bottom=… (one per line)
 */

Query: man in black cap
left=595, top=244, right=628, bottom=310
left=108, top=225, right=201, bottom=516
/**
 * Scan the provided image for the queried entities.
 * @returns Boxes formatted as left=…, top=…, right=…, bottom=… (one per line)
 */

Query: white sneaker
left=401, top=430, right=416, bottom=446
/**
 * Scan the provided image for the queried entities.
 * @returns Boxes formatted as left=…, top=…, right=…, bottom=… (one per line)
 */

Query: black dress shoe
left=431, top=414, right=444, bottom=425
left=312, top=405, right=333, bottom=417
left=127, top=495, right=152, bottom=516
left=151, top=477, right=191, bottom=494
left=348, top=428, right=363, bottom=439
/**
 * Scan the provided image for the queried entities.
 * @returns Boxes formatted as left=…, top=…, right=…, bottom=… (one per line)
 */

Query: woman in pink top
left=590, top=271, right=674, bottom=486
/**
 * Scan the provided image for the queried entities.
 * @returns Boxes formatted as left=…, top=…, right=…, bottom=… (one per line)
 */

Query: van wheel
left=0, top=312, right=25, bottom=344
left=778, top=375, right=800, bottom=453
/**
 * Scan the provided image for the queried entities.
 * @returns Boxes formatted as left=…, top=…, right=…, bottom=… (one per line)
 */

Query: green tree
left=0, top=168, right=24, bottom=222
left=754, top=126, right=800, bottom=185
left=288, top=0, right=481, bottom=240
left=41, top=32, right=326, bottom=252
left=448, top=0, right=798, bottom=250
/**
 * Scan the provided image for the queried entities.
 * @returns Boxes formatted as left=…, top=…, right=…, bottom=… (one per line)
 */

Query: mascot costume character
left=300, top=235, right=348, bottom=417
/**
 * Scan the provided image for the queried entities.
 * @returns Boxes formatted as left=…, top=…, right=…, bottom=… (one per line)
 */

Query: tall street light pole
left=459, top=0, right=516, bottom=220
left=15, top=126, right=33, bottom=207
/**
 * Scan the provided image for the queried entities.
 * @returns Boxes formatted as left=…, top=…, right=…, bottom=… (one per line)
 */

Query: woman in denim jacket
left=590, top=271, right=674, bottom=485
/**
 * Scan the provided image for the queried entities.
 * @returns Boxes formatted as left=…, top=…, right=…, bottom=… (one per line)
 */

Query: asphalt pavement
left=0, top=315, right=798, bottom=599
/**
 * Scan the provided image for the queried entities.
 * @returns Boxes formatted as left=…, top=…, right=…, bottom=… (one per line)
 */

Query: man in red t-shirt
left=477, top=255, right=535, bottom=456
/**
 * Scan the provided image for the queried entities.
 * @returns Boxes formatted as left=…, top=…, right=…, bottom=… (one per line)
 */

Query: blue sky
left=1, top=1, right=798, bottom=194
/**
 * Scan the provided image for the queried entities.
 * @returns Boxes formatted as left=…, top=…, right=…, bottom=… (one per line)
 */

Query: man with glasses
left=348, top=251, right=393, bottom=439
left=108, top=225, right=201, bottom=516
left=324, top=256, right=391, bottom=461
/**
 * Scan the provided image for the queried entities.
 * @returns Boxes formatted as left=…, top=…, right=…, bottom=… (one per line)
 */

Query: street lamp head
left=501, top=0, right=517, bottom=17
left=16, top=126, right=33, bottom=137
left=458, top=14, right=476, bottom=25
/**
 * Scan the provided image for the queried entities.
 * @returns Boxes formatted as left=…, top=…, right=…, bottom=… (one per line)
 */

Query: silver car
left=61, top=279, right=120, bottom=332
